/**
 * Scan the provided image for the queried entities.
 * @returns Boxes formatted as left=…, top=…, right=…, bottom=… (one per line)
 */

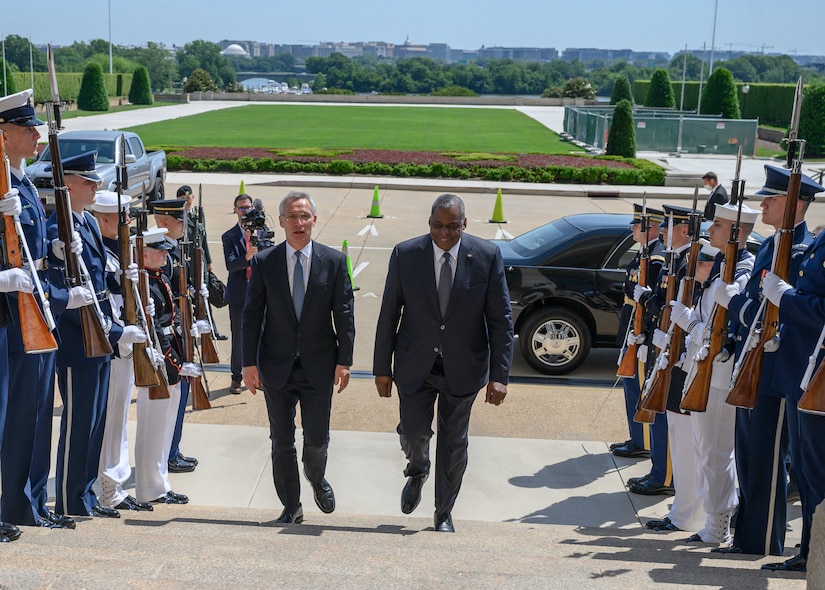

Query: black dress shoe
left=685, top=533, right=705, bottom=543
left=310, top=479, right=335, bottom=514
left=39, top=512, right=76, bottom=529
left=401, top=474, right=428, bottom=514
left=434, top=512, right=454, bottom=533
left=610, top=439, right=632, bottom=451
left=168, top=457, right=196, bottom=473
left=711, top=545, right=742, bottom=554
left=645, top=516, right=679, bottom=531
left=630, top=479, right=675, bottom=496
left=276, top=505, right=304, bottom=524
left=0, top=534, right=9, bottom=543
left=215, top=333, right=228, bottom=341
left=89, top=505, right=121, bottom=518
left=761, top=554, right=807, bottom=572
left=627, top=473, right=652, bottom=487
left=177, top=452, right=198, bottom=466
left=612, top=443, right=650, bottom=459
left=0, top=521, right=21, bottom=542
left=152, top=491, right=189, bottom=505
left=230, top=380, right=243, bottom=394
left=114, top=496, right=154, bottom=512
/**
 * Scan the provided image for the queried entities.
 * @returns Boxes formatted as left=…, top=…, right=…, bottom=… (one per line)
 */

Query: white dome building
left=221, top=44, right=249, bottom=57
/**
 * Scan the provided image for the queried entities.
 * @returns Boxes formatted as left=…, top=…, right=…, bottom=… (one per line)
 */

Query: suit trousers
left=263, top=361, right=333, bottom=509
left=96, top=357, right=135, bottom=508
left=55, top=361, right=111, bottom=516
left=398, top=361, right=477, bottom=515
left=732, top=396, right=788, bottom=556
left=135, top=382, right=181, bottom=503
left=229, top=302, right=244, bottom=381
left=1, top=350, right=56, bottom=524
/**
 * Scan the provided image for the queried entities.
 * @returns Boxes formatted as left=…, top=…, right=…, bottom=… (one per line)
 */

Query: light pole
left=741, top=84, right=750, bottom=118
left=709, top=0, right=719, bottom=73
left=108, top=0, right=113, bottom=74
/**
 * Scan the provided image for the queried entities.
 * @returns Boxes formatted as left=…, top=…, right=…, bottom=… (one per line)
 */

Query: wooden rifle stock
left=178, top=265, right=211, bottom=410
left=193, top=240, right=219, bottom=364
left=798, top=361, right=825, bottom=415
left=618, top=256, right=647, bottom=378
left=0, top=133, right=58, bottom=354
left=134, top=233, right=169, bottom=400
left=639, top=263, right=680, bottom=413
left=121, top=225, right=158, bottom=387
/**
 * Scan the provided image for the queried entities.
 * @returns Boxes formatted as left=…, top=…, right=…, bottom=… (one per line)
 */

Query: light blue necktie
left=293, top=251, right=305, bottom=319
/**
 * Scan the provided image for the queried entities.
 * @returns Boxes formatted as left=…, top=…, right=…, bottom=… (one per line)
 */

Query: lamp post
left=741, top=84, right=750, bottom=118
left=108, top=0, right=113, bottom=74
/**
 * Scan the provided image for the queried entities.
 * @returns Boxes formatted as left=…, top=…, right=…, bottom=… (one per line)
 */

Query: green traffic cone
left=239, top=180, right=246, bottom=195
left=342, top=239, right=360, bottom=291
left=368, top=186, right=383, bottom=218
left=489, top=188, right=507, bottom=223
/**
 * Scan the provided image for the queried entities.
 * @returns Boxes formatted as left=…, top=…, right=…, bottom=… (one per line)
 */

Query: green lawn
left=125, top=105, right=572, bottom=154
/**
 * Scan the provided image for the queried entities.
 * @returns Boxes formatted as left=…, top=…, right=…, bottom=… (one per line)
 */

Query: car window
left=545, top=235, right=622, bottom=269
left=128, top=137, right=145, bottom=159
left=605, top=235, right=639, bottom=270
left=40, top=140, right=114, bottom=163
left=508, top=218, right=577, bottom=256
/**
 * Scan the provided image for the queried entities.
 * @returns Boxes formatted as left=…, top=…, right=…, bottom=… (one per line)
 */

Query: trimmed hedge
left=165, top=153, right=665, bottom=186
left=129, top=66, right=153, bottom=105
left=645, top=69, right=676, bottom=108
left=799, top=84, right=825, bottom=157
left=11, top=72, right=133, bottom=103
left=77, top=62, right=109, bottom=111
left=606, top=99, right=636, bottom=158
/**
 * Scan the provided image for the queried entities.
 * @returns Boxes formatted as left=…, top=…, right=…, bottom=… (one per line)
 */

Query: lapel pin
left=466, top=253, right=472, bottom=259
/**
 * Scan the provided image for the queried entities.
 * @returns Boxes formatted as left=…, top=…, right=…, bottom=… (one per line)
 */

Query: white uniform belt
left=162, top=326, right=174, bottom=335
left=24, top=258, right=47, bottom=271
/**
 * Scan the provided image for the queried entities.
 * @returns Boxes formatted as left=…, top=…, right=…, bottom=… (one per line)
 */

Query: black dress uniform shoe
left=645, top=516, right=679, bottom=531
left=629, top=479, right=675, bottom=496
left=761, top=554, right=807, bottom=572
left=168, top=457, right=196, bottom=473
left=152, top=491, right=189, bottom=505
left=89, top=505, right=121, bottom=518
left=215, top=332, right=228, bottom=341
left=0, top=534, right=9, bottom=543
left=401, top=474, right=428, bottom=514
left=114, top=496, right=154, bottom=512
left=686, top=533, right=705, bottom=543
left=434, top=512, right=454, bottom=533
left=612, top=443, right=650, bottom=459
left=610, top=439, right=632, bottom=451
left=230, top=380, right=243, bottom=394
left=310, top=479, right=335, bottom=514
left=627, top=473, right=652, bottom=487
left=0, top=521, right=21, bottom=542
left=39, top=512, right=76, bottom=529
left=275, top=505, right=304, bottom=524
left=711, top=545, right=742, bottom=554
left=177, top=452, right=198, bottom=466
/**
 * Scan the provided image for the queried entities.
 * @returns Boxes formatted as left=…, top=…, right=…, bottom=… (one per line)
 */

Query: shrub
left=328, top=160, right=354, bottom=174
left=606, top=100, right=636, bottom=158
left=431, top=85, right=478, bottom=97
left=701, top=67, right=740, bottom=118
left=77, top=62, right=109, bottom=112
left=799, top=84, right=825, bottom=157
left=541, top=86, right=563, bottom=98
left=184, top=68, right=218, bottom=93
left=563, top=77, right=595, bottom=99
left=610, top=76, right=633, bottom=105
left=0, top=60, right=17, bottom=96
left=645, top=69, right=675, bottom=108
left=128, top=66, right=153, bottom=105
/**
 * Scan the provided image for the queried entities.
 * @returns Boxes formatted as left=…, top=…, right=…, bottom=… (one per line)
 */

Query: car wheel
left=519, top=307, right=591, bottom=375
left=150, top=175, right=165, bottom=202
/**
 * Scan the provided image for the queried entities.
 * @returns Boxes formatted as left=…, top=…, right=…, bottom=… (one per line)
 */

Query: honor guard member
left=134, top=227, right=195, bottom=505
left=630, top=205, right=694, bottom=501
left=750, top=168, right=825, bottom=572
left=91, top=191, right=153, bottom=512
left=613, top=205, right=664, bottom=460
left=713, top=165, right=818, bottom=557
left=46, top=151, right=146, bottom=518
left=154, top=198, right=204, bottom=473
left=0, top=90, right=74, bottom=530
left=674, top=203, right=757, bottom=545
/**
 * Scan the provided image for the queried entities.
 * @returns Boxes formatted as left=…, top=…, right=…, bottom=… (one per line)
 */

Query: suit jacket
left=373, top=233, right=514, bottom=395
left=703, top=184, right=729, bottom=220
left=242, top=240, right=355, bottom=393
left=222, top=224, right=248, bottom=306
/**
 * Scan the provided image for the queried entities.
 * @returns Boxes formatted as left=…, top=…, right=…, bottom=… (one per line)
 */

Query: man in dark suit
left=702, top=171, right=729, bottom=221
left=373, top=193, right=514, bottom=533
left=222, top=194, right=256, bottom=394
left=242, top=191, right=355, bottom=525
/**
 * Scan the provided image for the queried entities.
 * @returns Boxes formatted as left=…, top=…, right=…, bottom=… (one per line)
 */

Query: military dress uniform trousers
left=1, top=350, right=56, bottom=525
left=96, top=356, right=135, bottom=508
left=168, top=377, right=190, bottom=461
left=135, top=381, right=181, bottom=503
left=786, top=400, right=825, bottom=558
left=666, top=409, right=705, bottom=532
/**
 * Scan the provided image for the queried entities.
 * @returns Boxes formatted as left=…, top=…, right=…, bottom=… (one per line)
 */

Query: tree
left=176, top=40, right=234, bottom=87
left=1, top=59, right=18, bottom=96
left=561, top=77, right=595, bottom=99
left=701, top=67, right=740, bottom=118
left=183, top=68, right=217, bottom=93
left=645, top=68, right=676, bottom=108
left=311, top=72, right=327, bottom=92
left=77, top=61, right=109, bottom=111
left=2, top=34, right=46, bottom=72
left=799, top=84, right=825, bottom=157
left=124, top=42, right=177, bottom=92
left=610, top=75, right=633, bottom=105
left=606, top=99, right=636, bottom=158
left=129, top=66, right=153, bottom=104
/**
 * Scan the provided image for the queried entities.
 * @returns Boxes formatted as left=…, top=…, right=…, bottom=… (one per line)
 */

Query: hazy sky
left=6, top=0, right=822, bottom=56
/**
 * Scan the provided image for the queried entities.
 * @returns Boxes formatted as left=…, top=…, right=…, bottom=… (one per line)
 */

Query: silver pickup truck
left=26, top=130, right=167, bottom=211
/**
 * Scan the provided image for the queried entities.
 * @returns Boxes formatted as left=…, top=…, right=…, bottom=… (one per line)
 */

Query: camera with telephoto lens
left=241, top=208, right=276, bottom=250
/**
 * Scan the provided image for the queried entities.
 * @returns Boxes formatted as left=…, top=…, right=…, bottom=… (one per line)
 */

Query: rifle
left=177, top=257, right=211, bottom=410
left=618, top=194, right=649, bottom=378
left=726, top=77, right=806, bottom=409
left=46, top=45, right=112, bottom=358
left=798, top=322, right=825, bottom=414
left=193, top=184, right=219, bottom=364
left=114, top=134, right=158, bottom=387
left=681, top=148, right=746, bottom=412
left=0, top=132, right=58, bottom=354
left=133, top=211, right=169, bottom=399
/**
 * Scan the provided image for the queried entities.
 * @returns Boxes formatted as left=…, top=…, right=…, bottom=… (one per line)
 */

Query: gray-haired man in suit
left=374, top=193, right=514, bottom=532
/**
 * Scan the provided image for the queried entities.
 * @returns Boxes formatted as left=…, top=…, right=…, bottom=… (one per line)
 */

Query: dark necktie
left=438, top=252, right=452, bottom=317
left=293, top=251, right=305, bottom=319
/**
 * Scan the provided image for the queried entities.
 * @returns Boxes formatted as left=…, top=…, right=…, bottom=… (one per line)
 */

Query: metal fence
left=563, top=105, right=759, bottom=156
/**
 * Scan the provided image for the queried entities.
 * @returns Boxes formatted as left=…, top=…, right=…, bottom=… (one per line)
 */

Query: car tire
left=519, top=307, right=591, bottom=375
left=150, top=175, right=165, bottom=202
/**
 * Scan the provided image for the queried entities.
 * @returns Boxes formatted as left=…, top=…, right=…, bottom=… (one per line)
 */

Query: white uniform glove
left=199, top=283, right=209, bottom=300
left=655, top=351, right=670, bottom=371
left=762, top=271, right=793, bottom=307
left=652, top=328, right=668, bottom=350
left=118, top=325, right=148, bottom=345
left=145, top=299, right=156, bottom=317
left=66, top=286, right=94, bottom=310
left=195, top=319, right=211, bottom=334
left=670, top=300, right=693, bottom=331
left=0, top=190, right=21, bottom=217
left=179, top=362, right=202, bottom=378
left=695, top=345, right=710, bottom=362
left=714, top=349, right=732, bottom=364
left=633, top=284, right=652, bottom=302
left=0, top=268, right=34, bottom=293
left=123, top=263, right=139, bottom=284
left=149, top=347, right=165, bottom=367
left=626, top=331, right=645, bottom=347
left=636, top=344, right=649, bottom=361
left=51, top=231, right=83, bottom=261
left=713, top=278, right=740, bottom=309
